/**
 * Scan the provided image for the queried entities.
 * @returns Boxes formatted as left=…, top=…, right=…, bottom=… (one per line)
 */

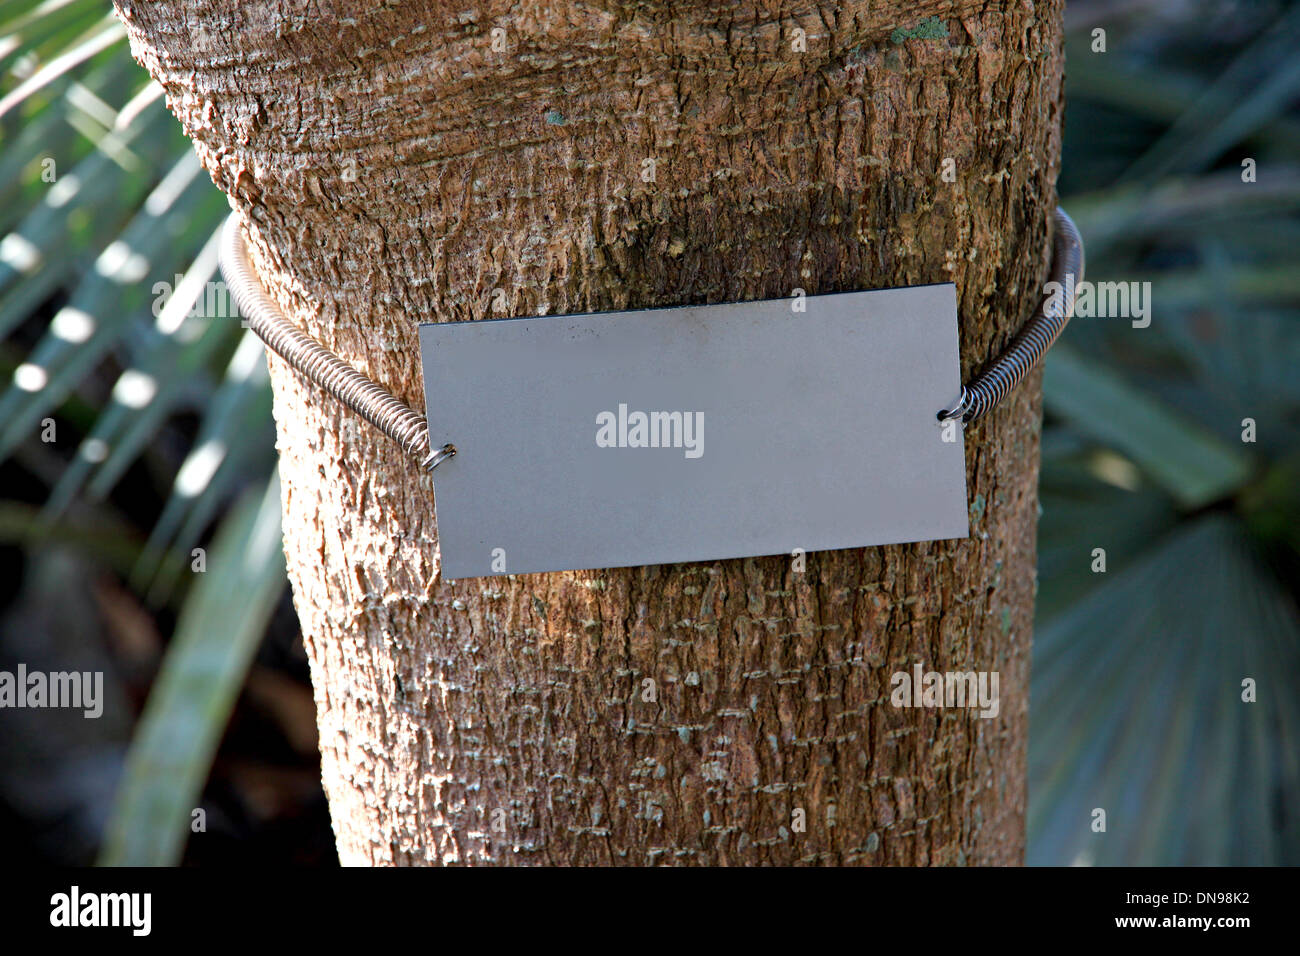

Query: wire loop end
left=422, top=443, right=457, bottom=472
left=937, top=388, right=970, bottom=424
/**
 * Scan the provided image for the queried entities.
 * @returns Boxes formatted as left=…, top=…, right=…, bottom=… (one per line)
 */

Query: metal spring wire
left=940, top=206, right=1085, bottom=423
left=220, top=215, right=455, bottom=470
left=220, top=207, right=1083, bottom=467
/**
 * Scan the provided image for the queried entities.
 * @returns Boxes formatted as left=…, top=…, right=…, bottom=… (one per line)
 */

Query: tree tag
left=419, top=284, right=968, bottom=579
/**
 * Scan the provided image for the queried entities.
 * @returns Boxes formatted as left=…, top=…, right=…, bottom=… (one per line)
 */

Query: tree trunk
left=116, top=0, right=1063, bottom=865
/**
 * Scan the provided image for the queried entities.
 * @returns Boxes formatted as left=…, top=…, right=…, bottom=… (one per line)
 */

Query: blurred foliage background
left=0, top=0, right=1297, bottom=866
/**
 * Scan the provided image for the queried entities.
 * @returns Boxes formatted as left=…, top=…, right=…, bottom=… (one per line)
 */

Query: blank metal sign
left=419, top=284, right=968, bottom=579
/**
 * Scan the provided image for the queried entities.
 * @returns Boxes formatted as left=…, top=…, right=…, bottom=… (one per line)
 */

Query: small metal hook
left=937, top=387, right=969, bottom=424
left=422, top=443, right=457, bottom=471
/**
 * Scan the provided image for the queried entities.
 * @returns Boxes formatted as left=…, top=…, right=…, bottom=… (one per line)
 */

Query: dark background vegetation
left=1, top=0, right=1297, bottom=866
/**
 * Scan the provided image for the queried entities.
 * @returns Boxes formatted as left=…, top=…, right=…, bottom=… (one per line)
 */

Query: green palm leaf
left=98, top=474, right=286, bottom=866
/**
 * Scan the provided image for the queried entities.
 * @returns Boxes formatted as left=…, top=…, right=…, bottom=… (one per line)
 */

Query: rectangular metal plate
left=419, top=284, right=968, bottom=579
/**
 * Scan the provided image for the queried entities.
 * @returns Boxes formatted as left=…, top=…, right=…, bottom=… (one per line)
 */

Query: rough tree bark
left=115, top=0, right=1064, bottom=865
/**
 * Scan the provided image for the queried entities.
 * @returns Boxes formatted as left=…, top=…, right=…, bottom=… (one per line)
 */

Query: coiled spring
left=220, top=215, right=455, bottom=471
left=219, top=207, right=1082, bottom=469
left=938, top=206, right=1085, bottom=423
